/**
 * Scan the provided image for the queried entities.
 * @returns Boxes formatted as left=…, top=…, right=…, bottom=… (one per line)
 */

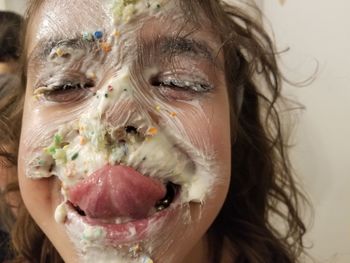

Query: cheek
left=17, top=89, right=63, bottom=221
left=176, top=93, right=231, bottom=216
left=18, top=172, right=59, bottom=214
left=179, top=97, right=231, bottom=174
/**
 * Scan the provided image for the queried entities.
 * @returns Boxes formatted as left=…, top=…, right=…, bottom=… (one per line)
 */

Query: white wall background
left=1, top=0, right=349, bottom=262
left=0, top=0, right=26, bottom=14
left=263, top=1, right=350, bottom=262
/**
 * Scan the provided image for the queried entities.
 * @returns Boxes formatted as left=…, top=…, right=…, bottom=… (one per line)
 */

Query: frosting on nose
left=68, top=164, right=166, bottom=219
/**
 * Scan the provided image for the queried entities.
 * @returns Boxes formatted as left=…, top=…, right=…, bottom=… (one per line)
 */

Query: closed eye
left=150, top=74, right=213, bottom=100
left=34, top=79, right=95, bottom=103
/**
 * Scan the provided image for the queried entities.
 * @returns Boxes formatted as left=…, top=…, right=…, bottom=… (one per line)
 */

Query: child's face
left=18, top=0, right=231, bottom=262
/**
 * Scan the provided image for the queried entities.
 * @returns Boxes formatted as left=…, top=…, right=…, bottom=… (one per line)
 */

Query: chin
left=51, top=200, right=212, bottom=263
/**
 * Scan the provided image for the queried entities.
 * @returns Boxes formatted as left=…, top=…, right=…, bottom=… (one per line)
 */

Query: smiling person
left=2, top=0, right=308, bottom=262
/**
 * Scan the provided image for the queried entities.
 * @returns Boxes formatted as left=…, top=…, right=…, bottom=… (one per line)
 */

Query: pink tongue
left=68, top=165, right=166, bottom=219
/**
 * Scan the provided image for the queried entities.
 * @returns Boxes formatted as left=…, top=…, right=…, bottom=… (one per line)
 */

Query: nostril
left=125, top=125, right=138, bottom=134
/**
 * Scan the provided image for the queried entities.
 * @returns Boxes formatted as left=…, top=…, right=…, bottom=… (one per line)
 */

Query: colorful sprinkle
left=82, top=32, right=93, bottom=41
left=100, top=42, right=112, bottom=53
left=94, top=31, right=103, bottom=40
left=170, top=112, right=177, bottom=117
left=71, top=152, right=79, bottom=161
left=55, top=48, right=64, bottom=57
left=79, top=136, right=86, bottom=145
left=63, top=145, right=69, bottom=150
left=108, top=85, right=114, bottom=92
left=155, top=105, right=161, bottom=111
left=104, top=93, right=109, bottom=98
left=114, top=31, right=121, bottom=38
left=146, top=127, right=158, bottom=136
left=46, top=145, right=56, bottom=155
left=54, top=134, right=62, bottom=146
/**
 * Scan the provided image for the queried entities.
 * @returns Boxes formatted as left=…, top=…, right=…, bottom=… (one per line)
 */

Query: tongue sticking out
left=68, top=165, right=166, bottom=219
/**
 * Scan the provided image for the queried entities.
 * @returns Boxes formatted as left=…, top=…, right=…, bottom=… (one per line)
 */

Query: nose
left=92, top=68, right=163, bottom=146
left=109, top=124, right=139, bottom=142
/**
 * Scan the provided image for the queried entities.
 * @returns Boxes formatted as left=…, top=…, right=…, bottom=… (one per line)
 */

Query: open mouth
left=47, top=121, right=195, bottom=244
left=66, top=164, right=182, bottom=226
left=63, top=164, right=185, bottom=245
left=68, top=181, right=181, bottom=224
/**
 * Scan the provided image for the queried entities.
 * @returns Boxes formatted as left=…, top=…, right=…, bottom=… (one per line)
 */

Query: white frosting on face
left=26, top=66, right=216, bottom=202
left=111, top=0, right=164, bottom=24
left=23, top=0, right=224, bottom=261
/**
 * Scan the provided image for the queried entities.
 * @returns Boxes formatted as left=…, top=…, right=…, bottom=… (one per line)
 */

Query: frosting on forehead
left=112, top=0, right=164, bottom=24
left=113, top=0, right=164, bottom=23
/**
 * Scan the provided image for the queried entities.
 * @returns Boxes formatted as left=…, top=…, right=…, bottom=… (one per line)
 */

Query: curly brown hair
left=0, top=0, right=309, bottom=262
left=0, top=74, right=23, bottom=261
left=0, top=11, right=23, bottom=62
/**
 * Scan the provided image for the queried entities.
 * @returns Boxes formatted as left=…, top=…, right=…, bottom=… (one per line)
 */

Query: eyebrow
left=28, top=34, right=222, bottom=68
left=160, top=36, right=216, bottom=60
left=139, top=35, right=222, bottom=68
left=28, top=35, right=99, bottom=65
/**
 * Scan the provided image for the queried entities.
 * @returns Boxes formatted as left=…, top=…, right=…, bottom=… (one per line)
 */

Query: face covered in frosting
left=18, top=0, right=231, bottom=262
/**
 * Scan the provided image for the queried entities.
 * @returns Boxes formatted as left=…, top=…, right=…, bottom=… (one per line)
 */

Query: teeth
left=155, top=182, right=178, bottom=211
left=156, top=205, right=166, bottom=212
left=114, top=217, right=133, bottom=224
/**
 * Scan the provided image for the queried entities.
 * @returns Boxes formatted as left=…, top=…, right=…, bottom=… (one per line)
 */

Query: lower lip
left=65, top=203, right=179, bottom=245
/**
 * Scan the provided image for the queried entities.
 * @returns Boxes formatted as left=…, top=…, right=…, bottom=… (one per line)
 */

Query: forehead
left=26, top=0, right=224, bottom=70
left=27, top=0, right=190, bottom=53
left=29, top=0, right=111, bottom=40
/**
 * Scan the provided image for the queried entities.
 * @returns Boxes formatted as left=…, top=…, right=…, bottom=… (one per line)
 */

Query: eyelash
left=153, top=78, right=212, bottom=92
left=35, top=74, right=212, bottom=103
left=35, top=80, right=95, bottom=103
left=150, top=74, right=213, bottom=100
